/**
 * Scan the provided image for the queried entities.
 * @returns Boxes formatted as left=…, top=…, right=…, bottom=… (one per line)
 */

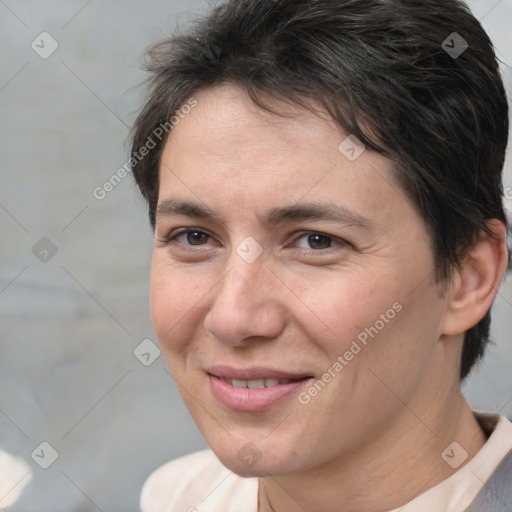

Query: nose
left=203, top=256, right=285, bottom=347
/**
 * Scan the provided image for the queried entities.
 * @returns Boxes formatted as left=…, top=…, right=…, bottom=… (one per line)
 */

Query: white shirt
left=0, top=450, right=32, bottom=509
left=140, top=414, right=512, bottom=512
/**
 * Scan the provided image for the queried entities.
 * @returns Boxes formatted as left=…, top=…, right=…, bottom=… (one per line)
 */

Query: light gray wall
left=0, top=1, right=511, bottom=510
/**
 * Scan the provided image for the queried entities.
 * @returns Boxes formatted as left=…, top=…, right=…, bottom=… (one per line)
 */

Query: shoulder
left=140, top=449, right=258, bottom=512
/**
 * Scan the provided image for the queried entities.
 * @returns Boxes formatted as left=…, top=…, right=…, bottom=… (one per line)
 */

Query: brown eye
left=165, top=229, right=212, bottom=246
left=184, top=231, right=209, bottom=245
left=294, top=232, right=346, bottom=251
left=306, top=234, right=333, bottom=249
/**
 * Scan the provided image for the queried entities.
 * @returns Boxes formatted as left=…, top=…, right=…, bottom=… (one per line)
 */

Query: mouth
left=216, top=377, right=310, bottom=388
left=206, top=365, right=314, bottom=412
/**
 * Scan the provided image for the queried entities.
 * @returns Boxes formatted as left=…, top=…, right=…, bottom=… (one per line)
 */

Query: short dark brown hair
left=130, top=0, right=510, bottom=379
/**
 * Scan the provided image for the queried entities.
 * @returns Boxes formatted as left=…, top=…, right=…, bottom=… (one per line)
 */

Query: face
left=150, top=84, right=450, bottom=477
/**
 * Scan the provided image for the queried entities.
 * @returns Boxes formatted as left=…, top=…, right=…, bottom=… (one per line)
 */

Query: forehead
left=157, top=84, right=409, bottom=225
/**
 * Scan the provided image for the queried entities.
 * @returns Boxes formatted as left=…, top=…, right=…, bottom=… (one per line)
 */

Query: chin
left=207, top=436, right=305, bottom=478
left=215, top=450, right=278, bottom=478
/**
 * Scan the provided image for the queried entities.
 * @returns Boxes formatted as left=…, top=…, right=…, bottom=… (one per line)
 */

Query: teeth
left=225, top=378, right=298, bottom=388
left=247, top=379, right=265, bottom=389
left=231, top=379, right=248, bottom=388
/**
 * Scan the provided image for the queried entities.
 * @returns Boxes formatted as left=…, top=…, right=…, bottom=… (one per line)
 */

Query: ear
left=441, top=219, right=508, bottom=336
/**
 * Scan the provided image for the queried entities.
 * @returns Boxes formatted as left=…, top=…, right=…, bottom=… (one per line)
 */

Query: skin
left=150, top=83, right=508, bottom=512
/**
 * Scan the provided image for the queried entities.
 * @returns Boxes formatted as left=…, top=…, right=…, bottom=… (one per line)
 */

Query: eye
left=161, top=228, right=212, bottom=246
left=292, top=231, right=347, bottom=251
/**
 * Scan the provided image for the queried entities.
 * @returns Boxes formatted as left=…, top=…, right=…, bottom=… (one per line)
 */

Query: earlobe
left=441, top=219, right=508, bottom=336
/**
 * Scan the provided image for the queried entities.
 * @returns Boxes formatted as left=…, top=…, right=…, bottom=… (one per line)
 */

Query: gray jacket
left=465, top=449, right=512, bottom=511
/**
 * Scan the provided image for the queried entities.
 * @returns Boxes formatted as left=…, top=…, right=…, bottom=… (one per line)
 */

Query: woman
left=131, top=0, right=512, bottom=510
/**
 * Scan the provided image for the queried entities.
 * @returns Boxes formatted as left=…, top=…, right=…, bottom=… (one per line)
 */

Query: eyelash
left=157, top=228, right=349, bottom=253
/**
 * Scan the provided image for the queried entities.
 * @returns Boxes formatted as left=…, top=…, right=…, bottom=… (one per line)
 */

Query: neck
left=258, top=385, right=486, bottom=512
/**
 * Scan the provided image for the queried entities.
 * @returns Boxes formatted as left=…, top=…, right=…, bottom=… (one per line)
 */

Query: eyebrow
left=155, top=198, right=375, bottom=230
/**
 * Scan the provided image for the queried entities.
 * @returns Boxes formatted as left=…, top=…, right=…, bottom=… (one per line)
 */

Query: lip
left=206, top=365, right=313, bottom=412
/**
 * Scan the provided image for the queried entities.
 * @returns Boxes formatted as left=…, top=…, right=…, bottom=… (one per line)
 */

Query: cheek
left=284, top=267, right=402, bottom=350
left=290, top=265, right=441, bottom=385
left=149, top=257, right=206, bottom=355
